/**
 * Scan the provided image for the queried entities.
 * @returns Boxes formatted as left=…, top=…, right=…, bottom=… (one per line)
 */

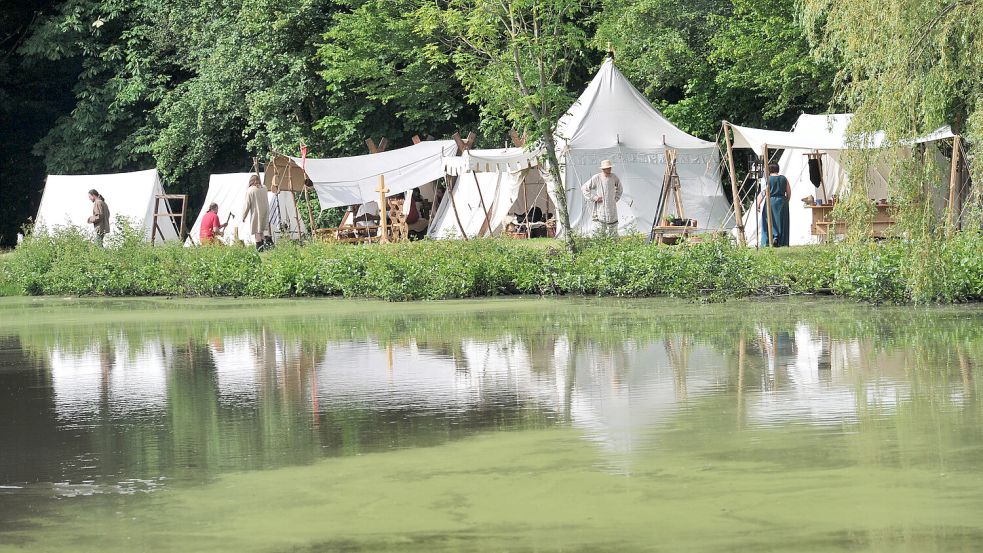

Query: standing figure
left=242, top=175, right=271, bottom=251
left=86, top=189, right=110, bottom=247
left=199, top=202, right=228, bottom=245
left=758, top=162, right=791, bottom=247
left=581, top=159, right=623, bottom=237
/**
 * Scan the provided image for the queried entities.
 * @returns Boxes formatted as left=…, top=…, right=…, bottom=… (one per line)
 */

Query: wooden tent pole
left=151, top=196, right=161, bottom=245
left=445, top=131, right=477, bottom=240
left=723, top=122, right=747, bottom=245
left=473, top=172, right=493, bottom=237
left=752, top=170, right=760, bottom=249
left=521, top=172, right=531, bottom=239
left=670, top=151, right=685, bottom=219
left=446, top=173, right=468, bottom=240
left=299, top=144, right=316, bottom=237
left=762, top=144, right=774, bottom=247
left=947, top=134, right=962, bottom=233
left=377, top=175, right=389, bottom=243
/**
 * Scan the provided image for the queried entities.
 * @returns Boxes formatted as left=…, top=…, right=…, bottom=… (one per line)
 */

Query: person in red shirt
left=199, top=202, right=228, bottom=244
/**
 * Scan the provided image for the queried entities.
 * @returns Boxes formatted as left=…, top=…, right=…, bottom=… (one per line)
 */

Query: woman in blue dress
left=758, top=162, right=791, bottom=247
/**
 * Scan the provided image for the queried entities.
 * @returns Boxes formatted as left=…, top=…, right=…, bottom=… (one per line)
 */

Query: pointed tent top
left=556, top=58, right=712, bottom=151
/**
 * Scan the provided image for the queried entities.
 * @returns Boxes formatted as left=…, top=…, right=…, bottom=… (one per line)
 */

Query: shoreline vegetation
left=2, top=228, right=982, bottom=304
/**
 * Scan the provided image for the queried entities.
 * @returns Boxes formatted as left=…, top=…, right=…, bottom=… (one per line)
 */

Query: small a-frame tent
left=295, top=140, right=458, bottom=210
left=430, top=147, right=556, bottom=239
left=555, top=58, right=730, bottom=236
left=35, top=168, right=179, bottom=242
left=728, top=113, right=957, bottom=245
left=186, top=173, right=306, bottom=246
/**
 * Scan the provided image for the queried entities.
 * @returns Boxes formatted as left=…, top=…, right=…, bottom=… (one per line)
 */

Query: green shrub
left=5, top=226, right=983, bottom=304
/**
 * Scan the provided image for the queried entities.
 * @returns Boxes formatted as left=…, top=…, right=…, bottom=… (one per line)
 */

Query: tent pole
left=152, top=196, right=161, bottom=245
left=752, top=170, right=760, bottom=250
left=947, top=134, right=962, bottom=234
left=377, top=175, right=389, bottom=243
left=299, top=145, right=316, bottom=237
left=543, top=171, right=552, bottom=220
left=446, top=174, right=469, bottom=240
left=521, top=172, right=531, bottom=239
left=723, top=122, right=747, bottom=246
left=762, top=144, right=774, bottom=247
left=473, top=172, right=493, bottom=237
left=670, top=151, right=685, bottom=219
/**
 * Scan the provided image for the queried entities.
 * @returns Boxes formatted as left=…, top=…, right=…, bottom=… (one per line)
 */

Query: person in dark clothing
left=86, top=189, right=110, bottom=247
left=758, top=162, right=790, bottom=247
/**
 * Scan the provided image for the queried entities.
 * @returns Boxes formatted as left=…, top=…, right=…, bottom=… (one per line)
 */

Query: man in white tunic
left=242, top=174, right=271, bottom=250
left=581, top=159, right=623, bottom=237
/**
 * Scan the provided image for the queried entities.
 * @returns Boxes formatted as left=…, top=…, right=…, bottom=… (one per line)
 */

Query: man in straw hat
left=581, top=159, right=622, bottom=237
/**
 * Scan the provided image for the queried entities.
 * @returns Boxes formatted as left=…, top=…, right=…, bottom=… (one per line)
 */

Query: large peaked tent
left=730, top=114, right=955, bottom=246
left=35, top=169, right=179, bottom=242
left=555, top=58, right=730, bottom=236
left=430, top=148, right=555, bottom=239
left=186, top=172, right=306, bottom=246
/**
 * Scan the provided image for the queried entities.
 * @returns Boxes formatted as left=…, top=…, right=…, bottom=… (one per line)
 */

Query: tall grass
left=4, top=227, right=982, bottom=303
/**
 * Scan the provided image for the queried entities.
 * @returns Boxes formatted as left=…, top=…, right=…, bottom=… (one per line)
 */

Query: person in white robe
left=581, top=159, right=623, bottom=237
left=242, top=175, right=270, bottom=250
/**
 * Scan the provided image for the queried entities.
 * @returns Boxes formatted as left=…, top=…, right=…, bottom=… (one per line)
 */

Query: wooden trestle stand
left=649, top=149, right=696, bottom=244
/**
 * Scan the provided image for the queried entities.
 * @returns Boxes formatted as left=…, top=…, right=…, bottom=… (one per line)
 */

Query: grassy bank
left=1, top=228, right=981, bottom=303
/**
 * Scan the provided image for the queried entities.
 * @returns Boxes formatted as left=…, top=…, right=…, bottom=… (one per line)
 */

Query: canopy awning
left=294, top=140, right=457, bottom=208
left=442, top=146, right=543, bottom=176
left=729, top=115, right=955, bottom=153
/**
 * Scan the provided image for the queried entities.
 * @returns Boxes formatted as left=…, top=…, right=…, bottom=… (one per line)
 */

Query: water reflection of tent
left=315, top=340, right=468, bottom=409
left=457, top=337, right=565, bottom=407
left=564, top=339, right=729, bottom=470
left=314, top=337, right=568, bottom=412
left=208, top=332, right=318, bottom=406
left=48, top=338, right=170, bottom=422
left=747, top=324, right=909, bottom=426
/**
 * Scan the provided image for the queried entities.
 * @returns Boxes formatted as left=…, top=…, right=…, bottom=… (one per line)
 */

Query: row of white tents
left=33, top=58, right=967, bottom=246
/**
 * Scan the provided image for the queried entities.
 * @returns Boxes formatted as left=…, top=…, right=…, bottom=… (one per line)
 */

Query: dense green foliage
left=596, top=0, right=834, bottom=138
left=4, top=230, right=982, bottom=303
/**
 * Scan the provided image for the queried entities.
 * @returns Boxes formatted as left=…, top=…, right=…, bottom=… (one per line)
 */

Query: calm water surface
left=0, top=297, right=981, bottom=552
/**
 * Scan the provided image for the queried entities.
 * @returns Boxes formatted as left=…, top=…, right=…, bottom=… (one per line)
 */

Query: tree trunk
left=541, top=133, right=575, bottom=252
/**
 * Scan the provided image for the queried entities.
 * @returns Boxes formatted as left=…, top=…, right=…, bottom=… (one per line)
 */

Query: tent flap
left=296, top=141, right=457, bottom=209
left=443, top=147, right=543, bottom=176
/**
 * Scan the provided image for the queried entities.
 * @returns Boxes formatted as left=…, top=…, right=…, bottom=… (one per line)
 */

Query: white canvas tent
left=729, top=114, right=956, bottom=246
left=295, top=140, right=458, bottom=209
left=430, top=147, right=556, bottom=239
left=186, top=172, right=306, bottom=246
left=35, top=168, right=179, bottom=242
left=555, top=58, right=731, bottom=236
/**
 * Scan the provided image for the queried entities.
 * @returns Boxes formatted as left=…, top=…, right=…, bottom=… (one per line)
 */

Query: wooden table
left=651, top=224, right=697, bottom=245
left=808, top=203, right=895, bottom=241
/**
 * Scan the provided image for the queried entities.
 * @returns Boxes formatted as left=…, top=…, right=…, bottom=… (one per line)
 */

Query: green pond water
left=0, top=296, right=982, bottom=552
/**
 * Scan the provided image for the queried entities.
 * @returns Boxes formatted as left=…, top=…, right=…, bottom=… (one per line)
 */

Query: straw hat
left=599, top=159, right=613, bottom=169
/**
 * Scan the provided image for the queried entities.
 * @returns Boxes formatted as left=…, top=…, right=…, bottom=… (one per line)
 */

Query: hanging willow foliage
left=803, top=0, right=982, bottom=238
